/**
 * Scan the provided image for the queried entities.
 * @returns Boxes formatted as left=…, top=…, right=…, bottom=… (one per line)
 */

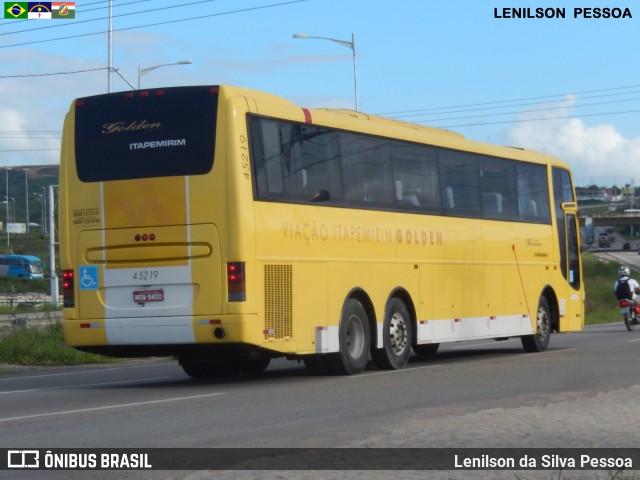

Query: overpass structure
left=579, top=211, right=640, bottom=226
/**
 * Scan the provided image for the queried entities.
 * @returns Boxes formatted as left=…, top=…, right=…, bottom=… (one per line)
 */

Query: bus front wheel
left=326, top=298, right=371, bottom=375
left=521, top=296, right=551, bottom=353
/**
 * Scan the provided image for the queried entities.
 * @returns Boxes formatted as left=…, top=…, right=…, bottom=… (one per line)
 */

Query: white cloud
left=0, top=49, right=106, bottom=167
left=0, top=108, right=57, bottom=166
left=505, top=96, right=640, bottom=186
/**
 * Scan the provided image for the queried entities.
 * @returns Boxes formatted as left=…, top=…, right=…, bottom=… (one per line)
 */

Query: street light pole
left=5, top=168, right=9, bottom=248
left=108, top=0, right=112, bottom=92
left=33, top=193, right=44, bottom=233
left=293, top=32, right=359, bottom=110
left=137, top=59, right=193, bottom=89
left=42, top=186, right=48, bottom=236
left=23, top=168, right=29, bottom=232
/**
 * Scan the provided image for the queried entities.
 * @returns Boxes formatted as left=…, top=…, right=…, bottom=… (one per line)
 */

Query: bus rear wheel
left=521, top=296, right=551, bottom=352
left=326, top=298, right=370, bottom=375
left=372, top=298, right=412, bottom=370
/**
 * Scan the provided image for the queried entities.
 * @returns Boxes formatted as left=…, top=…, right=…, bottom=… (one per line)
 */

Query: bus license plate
left=133, top=289, right=164, bottom=303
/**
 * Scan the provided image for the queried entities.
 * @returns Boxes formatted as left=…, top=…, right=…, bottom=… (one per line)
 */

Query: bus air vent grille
left=264, top=264, right=293, bottom=340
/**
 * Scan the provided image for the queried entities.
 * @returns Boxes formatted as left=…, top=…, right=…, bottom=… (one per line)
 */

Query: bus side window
left=341, top=134, right=393, bottom=207
left=440, top=152, right=481, bottom=216
left=482, top=192, right=503, bottom=215
left=517, top=163, right=551, bottom=223
left=250, top=117, right=284, bottom=197
left=479, top=157, right=517, bottom=220
left=295, top=127, right=339, bottom=201
left=445, top=186, right=455, bottom=209
left=391, top=144, right=439, bottom=211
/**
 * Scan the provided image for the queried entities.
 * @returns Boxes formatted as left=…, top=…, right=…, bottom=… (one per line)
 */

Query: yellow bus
left=60, top=85, right=584, bottom=377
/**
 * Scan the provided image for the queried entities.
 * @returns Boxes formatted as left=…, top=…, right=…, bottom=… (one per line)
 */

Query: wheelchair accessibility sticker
left=79, top=266, right=99, bottom=290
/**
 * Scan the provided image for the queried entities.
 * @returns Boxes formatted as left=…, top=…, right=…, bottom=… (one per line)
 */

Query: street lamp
left=293, top=32, right=358, bottom=110
left=2, top=197, right=15, bottom=222
left=137, top=59, right=193, bottom=89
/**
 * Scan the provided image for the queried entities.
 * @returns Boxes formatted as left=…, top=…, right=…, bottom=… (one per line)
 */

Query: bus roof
left=72, top=85, right=571, bottom=173
left=218, top=85, right=571, bottom=172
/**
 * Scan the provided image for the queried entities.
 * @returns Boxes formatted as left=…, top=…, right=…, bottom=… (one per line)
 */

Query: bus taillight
left=227, top=262, right=246, bottom=302
left=62, top=270, right=75, bottom=307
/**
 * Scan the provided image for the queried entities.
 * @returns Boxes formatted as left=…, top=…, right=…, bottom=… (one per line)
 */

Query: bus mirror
left=584, top=216, right=594, bottom=245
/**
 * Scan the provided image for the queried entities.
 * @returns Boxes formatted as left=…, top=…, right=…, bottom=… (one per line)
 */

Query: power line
left=0, top=0, right=308, bottom=49
left=0, top=148, right=59, bottom=153
left=2, top=106, right=640, bottom=155
left=0, top=131, right=60, bottom=134
left=378, top=84, right=640, bottom=117
left=391, top=88, right=640, bottom=121
left=370, top=84, right=640, bottom=129
left=0, top=0, right=150, bottom=29
left=0, top=67, right=108, bottom=78
left=420, top=95, right=640, bottom=124
left=0, top=0, right=207, bottom=36
left=111, top=68, right=135, bottom=89
left=432, top=108, right=640, bottom=129
left=0, top=136, right=61, bottom=139
left=0, top=66, right=134, bottom=89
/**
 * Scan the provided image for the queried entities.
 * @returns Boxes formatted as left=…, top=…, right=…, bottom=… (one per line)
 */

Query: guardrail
left=580, top=211, right=640, bottom=218
left=0, top=293, right=61, bottom=310
left=0, top=293, right=62, bottom=338
left=0, top=310, right=62, bottom=338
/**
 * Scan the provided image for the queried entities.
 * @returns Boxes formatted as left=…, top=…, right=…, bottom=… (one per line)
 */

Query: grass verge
left=583, top=251, right=625, bottom=325
left=0, top=322, right=111, bottom=365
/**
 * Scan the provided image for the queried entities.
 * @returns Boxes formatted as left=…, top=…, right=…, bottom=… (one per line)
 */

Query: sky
left=0, top=0, right=639, bottom=187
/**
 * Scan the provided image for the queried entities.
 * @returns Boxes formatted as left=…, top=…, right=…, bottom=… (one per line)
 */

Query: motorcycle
left=619, top=298, right=640, bottom=331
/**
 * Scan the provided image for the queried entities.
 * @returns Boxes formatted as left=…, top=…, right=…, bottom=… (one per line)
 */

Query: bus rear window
left=74, top=86, right=218, bottom=182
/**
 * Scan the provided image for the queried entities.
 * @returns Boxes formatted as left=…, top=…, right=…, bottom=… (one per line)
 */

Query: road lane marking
left=348, top=364, right=443, bottom=378
left=0, top=362, right=176, bottom=382
left=0, top=392, right=227, bottom=423
left=0, top=376, right=172, bottom=395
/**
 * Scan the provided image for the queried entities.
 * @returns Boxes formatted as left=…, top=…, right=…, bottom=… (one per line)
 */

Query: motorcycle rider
left=614, top=265, right=640, bottom=305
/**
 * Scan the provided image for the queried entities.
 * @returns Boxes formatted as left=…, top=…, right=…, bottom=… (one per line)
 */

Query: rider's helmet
left=619, top=265, right=631, bottom=277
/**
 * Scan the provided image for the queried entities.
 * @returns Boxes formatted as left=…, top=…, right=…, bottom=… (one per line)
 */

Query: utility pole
left=49, top=186, right=58, bottom=305
left=23, top=168, right=29, bottom=232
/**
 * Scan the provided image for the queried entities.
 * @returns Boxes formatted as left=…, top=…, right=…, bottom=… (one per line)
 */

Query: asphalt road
left=1, top=323, right=639, bottom=479
left=597, top=249, right=640, bottom=272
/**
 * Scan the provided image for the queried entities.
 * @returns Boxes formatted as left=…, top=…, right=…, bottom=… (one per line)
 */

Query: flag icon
left=4, top=2, right=27, bottom=18
left=27, top=2, right=51, bottom=19
left=52, top=1, right=74, bottom=19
